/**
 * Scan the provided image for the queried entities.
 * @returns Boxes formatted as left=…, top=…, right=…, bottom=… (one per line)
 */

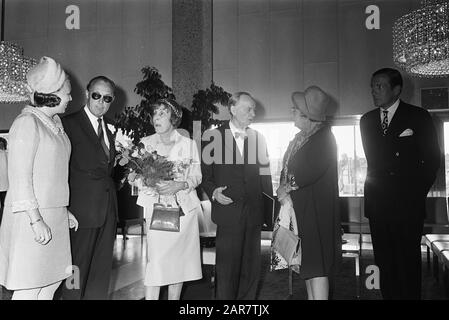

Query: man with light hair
left=201, top=92, right=273, bottom=299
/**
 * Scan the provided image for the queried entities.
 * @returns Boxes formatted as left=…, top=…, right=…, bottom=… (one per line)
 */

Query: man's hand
left=212, top=186, right=234, bottom=205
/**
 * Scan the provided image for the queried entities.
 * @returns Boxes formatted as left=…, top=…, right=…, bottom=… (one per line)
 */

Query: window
left=251, top=121, right=366, bottom=197
left=331, top=125, right=366, bottom=197
left=249, top=122, right=299, bottom=194
left=253, top=113, right=446, bottom=199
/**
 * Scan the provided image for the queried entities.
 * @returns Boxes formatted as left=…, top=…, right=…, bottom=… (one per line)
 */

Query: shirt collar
left=84, top=105, right=104, bottom=129
left=380, top=98, right=400, bottom=115
left=229, top=119, right=247, bottom=137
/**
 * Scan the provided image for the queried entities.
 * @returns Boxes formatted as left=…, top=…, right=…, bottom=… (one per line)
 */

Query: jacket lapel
left=220, top=121, right=240, bottom=162
left=385, top=101, right=406, bottom=139
left=104, top=120, right=116, bottom=163
left=78, top=109, right=111, bottom=161
left=78, top=109, right=101, bottom=146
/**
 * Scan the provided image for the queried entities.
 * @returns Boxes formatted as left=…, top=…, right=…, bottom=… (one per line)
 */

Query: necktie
left=381, top=110, right=389, bottom=136
left=97, top=118, right=110, bottom=160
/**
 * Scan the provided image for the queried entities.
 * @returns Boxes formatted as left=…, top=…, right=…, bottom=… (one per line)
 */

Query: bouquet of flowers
left=115, top=141, right=175, bottom=188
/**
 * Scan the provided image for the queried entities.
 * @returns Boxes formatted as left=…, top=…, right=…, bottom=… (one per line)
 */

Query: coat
left=6, top=106, right=70, bottom=211
left=288, top=126, right=342, bottom=279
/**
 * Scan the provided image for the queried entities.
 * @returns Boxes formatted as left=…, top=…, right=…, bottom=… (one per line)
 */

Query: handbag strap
left=157, top=191, right=180, bottom=208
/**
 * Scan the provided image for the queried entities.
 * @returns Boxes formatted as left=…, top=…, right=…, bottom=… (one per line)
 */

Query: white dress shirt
left=84, top=105, right=110, bottom=149
left=379, top=99, right=400, bottom=128
left=229, top=120, right=247, bottom=155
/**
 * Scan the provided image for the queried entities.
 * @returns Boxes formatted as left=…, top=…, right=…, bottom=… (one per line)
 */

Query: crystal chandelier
left=0, top=41, right=37, bottom=103
left=0, top=0, right=37, bottom=103
left=393, top=0, right=449, bottom=78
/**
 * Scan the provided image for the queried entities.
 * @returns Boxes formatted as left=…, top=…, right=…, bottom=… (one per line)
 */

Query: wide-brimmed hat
left=26, top=56, right=67, bottom=94
left=291, top=86, right=328, bottom=121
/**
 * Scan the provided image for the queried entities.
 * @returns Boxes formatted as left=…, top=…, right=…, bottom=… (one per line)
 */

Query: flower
left=115, top=141, right=175, bottom=188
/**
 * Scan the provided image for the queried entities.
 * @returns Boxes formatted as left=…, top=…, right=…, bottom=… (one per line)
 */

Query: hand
left=276, top=185, right=288, bottom=201
left=30, top=219, right=52, bottom=245
left=213, top=186, right=233, bottom=205
left=68, top=210, right=79, bottom=231
left=279, top=194, right=293, bottom=206
left=156, top=181, right=184, bottom=196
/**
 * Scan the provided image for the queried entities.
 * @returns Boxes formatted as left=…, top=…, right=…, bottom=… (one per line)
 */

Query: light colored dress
left=0, top=150, right=7, bottom=193
left=137, top=130, right=203, bottom=286
left=0, top=106, right=72, bottom=290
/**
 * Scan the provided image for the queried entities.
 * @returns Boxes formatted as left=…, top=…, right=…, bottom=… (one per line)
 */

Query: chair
left=198, top=200, right=217, bottom=284
left=423, top=197, right=449, bottom=272
left=339, top=196, right=366, bottom=299
left=116, top=183, right=145, bottom=244
left=442, top=251, right=449, bottom=297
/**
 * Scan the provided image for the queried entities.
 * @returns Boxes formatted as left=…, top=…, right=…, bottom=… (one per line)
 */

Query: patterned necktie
left=97, top=118, right=110, bottom=160
left=381, top=110, right=389, bottom=136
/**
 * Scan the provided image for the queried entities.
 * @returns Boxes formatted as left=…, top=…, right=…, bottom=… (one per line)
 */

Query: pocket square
left=399, top=128, right=413, bottom=137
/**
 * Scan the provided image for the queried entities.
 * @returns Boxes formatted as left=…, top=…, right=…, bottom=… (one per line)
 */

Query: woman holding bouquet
left=136, top=98, right=202, bottom=300
left=0, top=56, right=78, bottom=299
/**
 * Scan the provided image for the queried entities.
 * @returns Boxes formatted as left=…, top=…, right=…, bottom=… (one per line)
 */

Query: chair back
left=199, top=200, right=217, bottom=237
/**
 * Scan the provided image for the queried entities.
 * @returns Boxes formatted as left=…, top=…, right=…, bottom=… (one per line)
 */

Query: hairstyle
left=150, top=98, right=183, bottom=128
left=228, top=91, right=253, bottom=109
left=86, top=75, right=116, bottom=92
left=0, top=137, right=6, bottom=150
left=372, top=68, right=403, bottom=92
left=32, top=92, right=61, bottom=108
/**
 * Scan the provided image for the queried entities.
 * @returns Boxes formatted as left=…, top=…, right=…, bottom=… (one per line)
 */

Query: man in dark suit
left=61, top=76, right=118, bottom=300
left=360, top=68, right=440, bottom=299
left=201, top=92, right=273, bottom=300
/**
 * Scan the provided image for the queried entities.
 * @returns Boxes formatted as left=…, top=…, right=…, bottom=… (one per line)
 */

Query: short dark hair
left=372, top=68, right=403, bottom=92
left=0, top=137, right=6, bottom=150
left=150, top=98, right=183, bottom=128
left=86, top=76, right=116, bottom=92
left=33, top=92, right=61, bottom=108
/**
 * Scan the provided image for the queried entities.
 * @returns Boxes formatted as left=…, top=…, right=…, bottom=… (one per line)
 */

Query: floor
left=1, top=233, right=448, bottom=300
left=108, top=233, right=447, bottom=300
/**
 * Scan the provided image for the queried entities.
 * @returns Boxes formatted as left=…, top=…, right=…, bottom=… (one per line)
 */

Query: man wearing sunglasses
left=60, top=76, right=118, bottom=300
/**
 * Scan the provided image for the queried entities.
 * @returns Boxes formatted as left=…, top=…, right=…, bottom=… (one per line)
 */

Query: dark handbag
left=272, top=223, right=301, bottom=266
left=149, top=201, right=181, bottom=232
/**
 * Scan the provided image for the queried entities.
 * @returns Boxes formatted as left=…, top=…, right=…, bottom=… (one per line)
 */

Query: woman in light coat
left=0, top=57, right=78, bottom=300
left=136, top=98, right=202, bottom=300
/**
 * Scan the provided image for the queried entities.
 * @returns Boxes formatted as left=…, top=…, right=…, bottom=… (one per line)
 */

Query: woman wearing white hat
left=0, top=56, right=78, bottom=300
left=276, top=86, right=341, bottom=300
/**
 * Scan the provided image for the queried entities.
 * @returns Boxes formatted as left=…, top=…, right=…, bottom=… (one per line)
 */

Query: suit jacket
left=200, top=121, right=273, bottom=227
left=62, top=108, right=117, bottom=228
left=360, top=101, right=440, bottom=221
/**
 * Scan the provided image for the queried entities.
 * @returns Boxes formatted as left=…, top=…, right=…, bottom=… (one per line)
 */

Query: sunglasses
left=91, top=92, right=114, bottom=103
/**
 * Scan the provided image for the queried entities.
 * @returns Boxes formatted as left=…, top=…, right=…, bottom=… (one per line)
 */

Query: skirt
left=144, top=206, right=202, bottom=286
left=0, top=205, right=72, bottom=290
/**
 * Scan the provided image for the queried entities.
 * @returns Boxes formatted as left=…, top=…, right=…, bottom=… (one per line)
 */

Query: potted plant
left=190, top=82, right=231, bottom=134
left=115, top=66, right=175, bottom=145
